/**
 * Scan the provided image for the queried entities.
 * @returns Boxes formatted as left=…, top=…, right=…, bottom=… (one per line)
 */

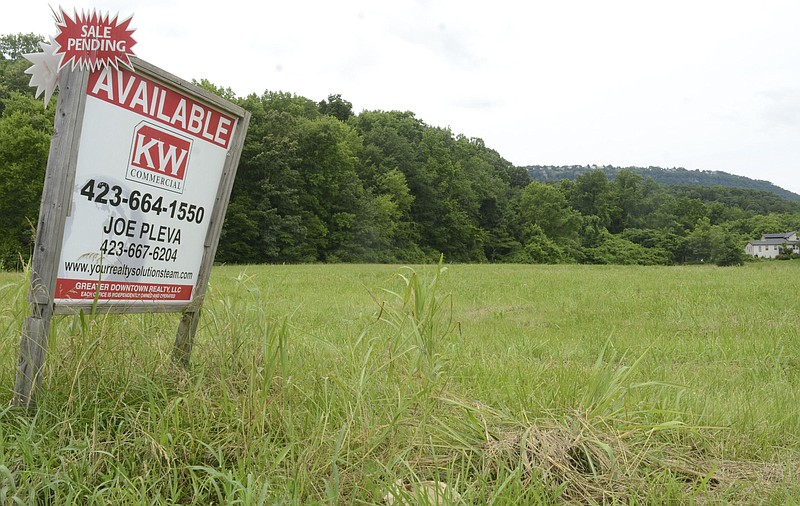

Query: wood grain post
left=173, top=308, right=201, bottom=367
left=13, top=67, right=88, bottom=408
left=169, top=75, right=251, bottom=367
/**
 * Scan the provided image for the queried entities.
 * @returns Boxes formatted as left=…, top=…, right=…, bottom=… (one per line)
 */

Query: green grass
left=0, top=261, right=798, bottom=504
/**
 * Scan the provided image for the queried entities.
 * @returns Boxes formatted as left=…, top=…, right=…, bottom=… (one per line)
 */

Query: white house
left=745, top=232, right=799, bottom=259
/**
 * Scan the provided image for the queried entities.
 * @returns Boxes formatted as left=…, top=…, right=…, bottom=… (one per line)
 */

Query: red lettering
left=88, top=67, right=235, bottom=148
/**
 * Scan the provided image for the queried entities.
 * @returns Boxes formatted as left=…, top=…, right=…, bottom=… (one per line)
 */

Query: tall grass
left=0, top=262, right=797, bottom=503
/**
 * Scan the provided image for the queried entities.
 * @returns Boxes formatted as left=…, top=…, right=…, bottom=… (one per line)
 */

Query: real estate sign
left=54, top=65, right=238, bottom=307
left=14, top=9, right=250, bottom=407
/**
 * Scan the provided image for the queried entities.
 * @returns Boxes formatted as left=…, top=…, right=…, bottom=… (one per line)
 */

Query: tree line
left=527, top=165, right=800, bottom=202
left=2, top=33, right=799, bottom=269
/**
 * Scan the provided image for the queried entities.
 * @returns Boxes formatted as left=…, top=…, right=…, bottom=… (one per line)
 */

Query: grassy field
left=0, top=261, right=798, bottom=504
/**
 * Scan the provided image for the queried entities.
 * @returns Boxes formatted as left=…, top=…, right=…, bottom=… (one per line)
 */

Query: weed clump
left=483, top=420, right=624, bottom=502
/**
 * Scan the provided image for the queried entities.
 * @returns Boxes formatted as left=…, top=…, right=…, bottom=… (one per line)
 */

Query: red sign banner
left=88, top=67, right=235, bottom=149
left=55, top=279, right=193, bottom=302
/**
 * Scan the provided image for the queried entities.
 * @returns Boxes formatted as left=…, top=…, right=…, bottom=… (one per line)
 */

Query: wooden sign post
left=13, top=57, right=250, bottom=408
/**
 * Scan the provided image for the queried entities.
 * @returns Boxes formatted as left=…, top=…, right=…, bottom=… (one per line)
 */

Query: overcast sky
left=4, top=1, right=800, bottom=194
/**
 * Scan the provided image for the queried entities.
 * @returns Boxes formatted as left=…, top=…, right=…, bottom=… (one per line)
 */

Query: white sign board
left=54, top=65, right=238, bottom=307
left=16, top=12, right=249, bottom=406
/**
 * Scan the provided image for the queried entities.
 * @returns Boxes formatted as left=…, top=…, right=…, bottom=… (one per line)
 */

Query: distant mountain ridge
left=525, top=165, right=800, bottom=201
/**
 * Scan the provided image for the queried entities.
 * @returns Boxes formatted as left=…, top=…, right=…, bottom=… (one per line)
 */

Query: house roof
left=762, top=232, right=797, bottom=239
left=748, top=231, right=798, bottom=246
left=748, top=239, right=799, bottom=246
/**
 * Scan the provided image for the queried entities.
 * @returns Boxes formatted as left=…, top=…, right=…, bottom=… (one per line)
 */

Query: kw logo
left=126, top=122, right=192, bottom=194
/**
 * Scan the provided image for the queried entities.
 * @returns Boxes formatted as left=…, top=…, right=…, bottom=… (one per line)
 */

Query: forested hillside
left=2, top=33, right=800, bottom=269
left=527, top=165, right=800, bottom=201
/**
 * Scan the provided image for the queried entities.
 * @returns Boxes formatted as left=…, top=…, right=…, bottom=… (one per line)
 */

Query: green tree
left=515, top=223, right=570, bottom=263
left=621, top=228, right=686, bottom=264
left=519, top=181, right=581, bottom=241
left=570, top=170, right=613, bottom=227
left=361, top=168, right=419, bottom=260
left=412, top=127, right=485, bottom=261
left=318, top=94, right=353, bottom=122
left=608, top=169, right=644, bottom=233
left=0, top=33, right=43, bottom=59
left=582, top=232, right=672, bottom=265
left=713, top=233, right=745, bottom=266
left=506, top=165, right=532, bottom=189
left=685, top=218, right=746, bottom=265
left=0, top=93, right=54, bottom=268
left=217, top=92, right=308, bottom=263
left=668, top=196, right=709, bottom=233
left=0, top=33, right=45, bottom=116
left=453, top=135, right=521, bottom=262
left=293, top=114, right=365, bottom=261
left=686, top=217, right=715, bottom=262
left=730, top=213, right=799, bottom=239
left=192, top=78, right=237, bottom=101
